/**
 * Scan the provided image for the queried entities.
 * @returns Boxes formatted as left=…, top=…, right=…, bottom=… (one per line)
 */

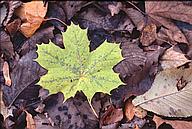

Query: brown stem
left=44, top=17, right=68, bottom=26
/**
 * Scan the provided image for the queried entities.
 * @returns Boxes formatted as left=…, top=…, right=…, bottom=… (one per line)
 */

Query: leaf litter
left=1, top=1, right=192, bottom=129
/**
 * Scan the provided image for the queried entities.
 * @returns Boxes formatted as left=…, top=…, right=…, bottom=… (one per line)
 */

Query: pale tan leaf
left=160, top=47, right=190, bottom=69
left=133, top=66, right=192, bottom=117
left=25, top=111, right=36, bottom=129
left=15, top=1, right=47, bottom=37
left=3, top=61, right=11, bottom=86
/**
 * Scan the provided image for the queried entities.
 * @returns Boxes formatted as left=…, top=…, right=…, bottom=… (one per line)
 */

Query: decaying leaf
left=145, top=1, right=191, bottom=44
left=133, top=66, right=192, bottom=117
left=43, top=91, right=98, bottom=128
left=133, top=106, right=147, bottom=119
left=2, top=61, right=11, bottom=86
left=140, top=24, right=157, bottom=46
left=0, top=4, right=7, bottom=26
left=160, top=47, right=191, bottom=69
left=125, top=99, right=135, bottom=121
left=100, top=105, right=123, bottom=126
left=37, top=23, right=122, bottom=101
left=25, top=111, right=36, bottom=129
left=0, top=31, right=14, bottom=59
left=2, top=50, right=47, bottom=106
left=3, top=1, right=22, bottom=26
left=113, top=41, right=147, bottom=83
left=125, top=99, right=147, bottom=121
left=15, top=1, right=47, bottom=37
left=5, top=18, right=21, bottom=36
left=153, top=115, right=192, bottom=129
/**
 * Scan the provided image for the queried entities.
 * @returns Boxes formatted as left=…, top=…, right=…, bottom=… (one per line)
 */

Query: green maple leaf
left=36, top=23, right=122, bottom=101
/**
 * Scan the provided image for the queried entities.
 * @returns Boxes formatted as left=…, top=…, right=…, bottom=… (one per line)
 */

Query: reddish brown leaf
left=5, top=18, right=21, bottom=36
left=125, top=99, right=135, bottom=121
left=140, top=24, right=157, bottom=46
left=101, top=105, right=123, bottom=126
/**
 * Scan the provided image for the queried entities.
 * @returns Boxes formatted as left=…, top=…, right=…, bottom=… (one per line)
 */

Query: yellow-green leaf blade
left=36, top=23, right=123, bottom=101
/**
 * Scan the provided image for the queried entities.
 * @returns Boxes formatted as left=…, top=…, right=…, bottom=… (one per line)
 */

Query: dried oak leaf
left=43, top=91, right=98, bottom=129
left=153, top=115, right=192, bottom=129
left=160, top=46, right=191, bottom=70
left=15, top=1, right=47, bottom=37
left=2, top=50, right=47, bottom=106
left=145, top=1, right=192, bottom=44
left=0, top=30, right=14, bottom=59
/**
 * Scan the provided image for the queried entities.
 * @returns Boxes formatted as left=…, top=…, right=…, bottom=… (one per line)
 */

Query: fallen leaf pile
left=1, top=1, right=192, bottom=129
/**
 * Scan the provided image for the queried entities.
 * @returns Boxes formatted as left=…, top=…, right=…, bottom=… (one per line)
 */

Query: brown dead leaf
left=160, top=46, right=190, bottom=69
left=25, top=111, right=36, bottom=129
left=145, top=1, right=191, bottom=44
left=153, top=115, right=192, bottom=129
left=140, top=24, right=157, bottom=46
left=5, top=18, right=21, bottom=36
left=15, top=1, right=47, bottom=37
left=3, top=61, right=11, bottom=86
left=125, top=99, right=135, bottom=121
left=101, top=105, right=123, bottom=126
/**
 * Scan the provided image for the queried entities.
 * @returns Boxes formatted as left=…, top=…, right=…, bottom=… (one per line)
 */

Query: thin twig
left=127, top=1, right=146, bottom=15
